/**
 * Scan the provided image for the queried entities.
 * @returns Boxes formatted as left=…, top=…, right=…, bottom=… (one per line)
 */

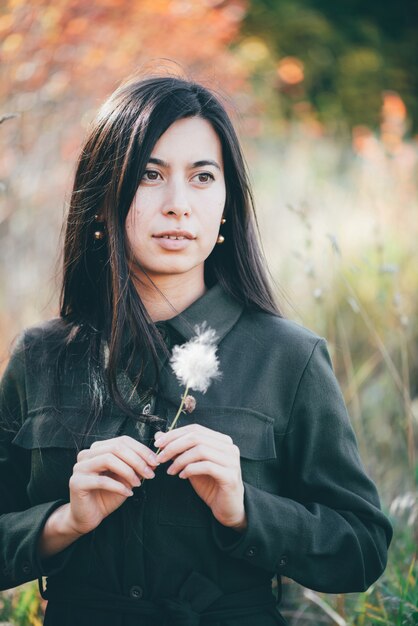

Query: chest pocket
left=11, top=408, right=125, bottom=506
left=158, top=407, right=277, bottom=527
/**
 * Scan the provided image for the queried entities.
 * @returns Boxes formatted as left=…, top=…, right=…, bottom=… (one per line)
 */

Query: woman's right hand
left=66, top=435, right=160, bottom=535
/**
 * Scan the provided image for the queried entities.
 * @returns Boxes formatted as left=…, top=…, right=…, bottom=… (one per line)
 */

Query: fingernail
left=148, top=453, right=160, bottom=465
left=145, top=467, right=155, bottom=478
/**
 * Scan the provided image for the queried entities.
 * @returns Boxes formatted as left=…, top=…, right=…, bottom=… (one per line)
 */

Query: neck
left=132, top=271, right=208, bottom=322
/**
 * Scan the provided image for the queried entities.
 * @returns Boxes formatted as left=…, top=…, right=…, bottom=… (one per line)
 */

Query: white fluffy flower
left=169, top=322, right=221, bottom=393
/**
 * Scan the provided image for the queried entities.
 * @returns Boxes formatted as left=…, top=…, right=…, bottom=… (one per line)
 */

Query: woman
left=0, top=75, right=392, bottom=625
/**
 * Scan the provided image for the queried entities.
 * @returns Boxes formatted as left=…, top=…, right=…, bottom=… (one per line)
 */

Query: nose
left=162, top=204, right=191, bottom=219
left=162, top=179, right=192, bottom=218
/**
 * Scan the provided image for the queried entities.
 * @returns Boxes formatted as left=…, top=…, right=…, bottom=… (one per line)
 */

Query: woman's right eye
left=142, top=170, right=161, bottom=181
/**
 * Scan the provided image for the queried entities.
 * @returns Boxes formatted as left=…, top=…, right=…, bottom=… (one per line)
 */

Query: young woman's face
left=125, top=116, right=226, bottom=286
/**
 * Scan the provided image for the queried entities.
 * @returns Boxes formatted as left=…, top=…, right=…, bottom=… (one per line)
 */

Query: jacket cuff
left=1, top=500, right=78, bottom=590
left=36, top=501, right=79, bottom=577
left=211, top=481, right=301, bottom=576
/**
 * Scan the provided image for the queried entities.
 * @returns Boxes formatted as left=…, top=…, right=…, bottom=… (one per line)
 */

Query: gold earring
left=93, top=213, right=106, bottom=240
left=216, top=216, right=226, bottom=244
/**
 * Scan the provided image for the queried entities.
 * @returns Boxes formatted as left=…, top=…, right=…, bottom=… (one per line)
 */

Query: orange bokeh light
left=382, top=91, right=407, bottom=121
left=277, top=56, right=304, bottom=85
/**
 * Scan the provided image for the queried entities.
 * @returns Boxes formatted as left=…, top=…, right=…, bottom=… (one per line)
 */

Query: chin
left=147, top=261, right=201, bottom=277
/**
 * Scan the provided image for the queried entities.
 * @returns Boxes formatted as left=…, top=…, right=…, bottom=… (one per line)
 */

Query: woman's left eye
left=194, top=172, right=215, bottom=183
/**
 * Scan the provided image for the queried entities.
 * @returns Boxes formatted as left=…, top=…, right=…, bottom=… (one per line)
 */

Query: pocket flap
left=11, top=408, right=124, bottom=450
left=190, top=406, right=277, bottom=460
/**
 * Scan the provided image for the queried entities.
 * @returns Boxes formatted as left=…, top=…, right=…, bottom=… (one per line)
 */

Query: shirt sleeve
left=0, top=330, right=78, bottom=591
left=211, top=337, right=393, bottom=593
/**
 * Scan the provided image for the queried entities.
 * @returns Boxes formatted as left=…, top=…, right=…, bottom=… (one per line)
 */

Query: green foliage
left=0, top=581, right=44, bottom=626
left=277, top=228, right=418, bottom=623
left=242, top=0, right=417, bottom=132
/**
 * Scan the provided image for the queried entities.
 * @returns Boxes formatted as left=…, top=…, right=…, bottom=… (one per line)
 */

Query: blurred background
left=1, top=0, right=417, bottom=624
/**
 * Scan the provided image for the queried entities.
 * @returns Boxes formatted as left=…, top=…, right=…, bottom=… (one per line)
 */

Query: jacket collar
left=161, top=282, right=244, bottom=344
left=104, top=282, right=244, bottom=372
left=107, top=282, right=244, bottom=412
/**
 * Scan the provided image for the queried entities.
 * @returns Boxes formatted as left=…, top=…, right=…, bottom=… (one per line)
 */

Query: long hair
left=55, top=73, right=284, bottom=443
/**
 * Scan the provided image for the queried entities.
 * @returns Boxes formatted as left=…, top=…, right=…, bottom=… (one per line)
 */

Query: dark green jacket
left=0, top=283, right=392, bottom=625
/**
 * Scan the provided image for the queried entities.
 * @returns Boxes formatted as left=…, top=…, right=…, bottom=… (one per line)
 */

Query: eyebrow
left=148, top=157, right=221, bottom=171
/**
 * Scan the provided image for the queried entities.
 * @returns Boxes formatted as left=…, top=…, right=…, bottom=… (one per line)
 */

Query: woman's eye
left=194, top=172, right=215, bottom=183
left=142, top=170, right=161, bottom=181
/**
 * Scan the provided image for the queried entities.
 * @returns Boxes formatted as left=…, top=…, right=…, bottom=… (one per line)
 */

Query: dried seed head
left=169, top=322, right=221, bottom=393
left=183, top=395, right=196, bottom=413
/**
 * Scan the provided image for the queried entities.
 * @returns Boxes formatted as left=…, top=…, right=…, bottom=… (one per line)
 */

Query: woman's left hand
left=154, top=424, right=247, bottom=531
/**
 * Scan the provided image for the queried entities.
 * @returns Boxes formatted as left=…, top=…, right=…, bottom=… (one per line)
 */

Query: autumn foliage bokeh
left=0, top=0, right=251, bottom=350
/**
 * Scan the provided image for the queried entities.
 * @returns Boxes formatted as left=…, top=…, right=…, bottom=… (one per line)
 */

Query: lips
left=152, top=230, right=196, bottom=240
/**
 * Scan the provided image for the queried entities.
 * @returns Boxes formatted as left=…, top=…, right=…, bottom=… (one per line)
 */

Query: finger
left=102, top=470, right=140, bottom=491
left=154, top=424, right=232, bottom=448
left=166, top=442, right=239, bottom=475
left=87, top=435, right=161, bottom=466
left=178, top=461, right=236, bottom=485
left=75, top=452, right=155, bottom=486
left=157, top=433, right=238, bottom=463
left=76, top=454, right=144, bottom=487
left=69, top=472, right=134, bottom=498
left=79, top=440, right=159, bottom=472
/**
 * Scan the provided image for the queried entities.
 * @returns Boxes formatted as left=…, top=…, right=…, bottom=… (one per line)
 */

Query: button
left=155, top=324, right=171, bottom=347
left=22, top=561, right=31, bottom=574
left=129, top=585, right=143, bottom=600
left=131, top=487, right=144, bottom=506
left=278, top=555, right=288, bottom=567
left=156, top=324, right=167, bottom=339
left=244, top=546, right=257, bottom=558
left=143, top=403, right=151, bottom=415
left=132, top=485, right=142, bottom=496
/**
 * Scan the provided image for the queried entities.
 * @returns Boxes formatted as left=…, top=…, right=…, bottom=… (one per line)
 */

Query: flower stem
left=154, top=385, right=189, bottom=457
left=168, top=385, right=189, bottom=432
